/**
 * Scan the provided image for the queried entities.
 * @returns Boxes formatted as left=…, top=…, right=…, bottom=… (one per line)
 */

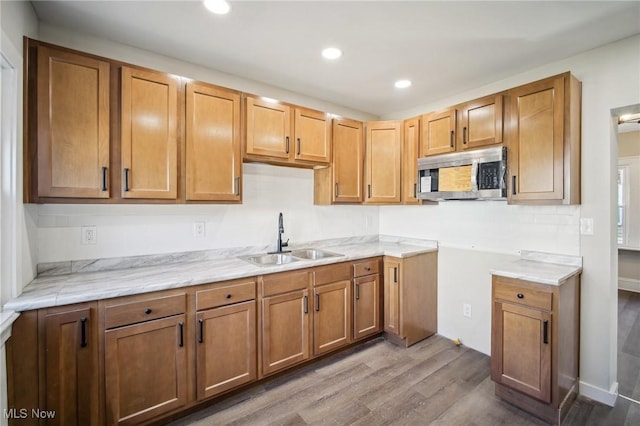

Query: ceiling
left=30, top=1, right=640, bottom=117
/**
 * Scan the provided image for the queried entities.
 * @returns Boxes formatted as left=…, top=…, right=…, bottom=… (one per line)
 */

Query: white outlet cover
left=580, top=218, right=594, bottom=235
left=193, top=222, right=206, bottom=238
left=81, top=226, right=97, bottom=245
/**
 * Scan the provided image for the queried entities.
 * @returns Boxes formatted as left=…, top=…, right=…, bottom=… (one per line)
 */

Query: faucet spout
left=276, top=212, right=288, bottom=253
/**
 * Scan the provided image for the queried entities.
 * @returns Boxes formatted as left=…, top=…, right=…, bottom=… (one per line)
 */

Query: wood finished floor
left=169, top=334, right=640, bottom=426
left=619, top=290, right=640, bottom=401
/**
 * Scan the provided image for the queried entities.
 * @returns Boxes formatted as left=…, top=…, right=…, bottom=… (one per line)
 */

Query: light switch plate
left=580, top=218, right=594, bottom=235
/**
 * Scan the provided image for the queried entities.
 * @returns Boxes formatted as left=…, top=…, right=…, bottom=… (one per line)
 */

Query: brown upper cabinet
left=121, top=66, right=179, bottom=199
left=34, top=45, right=111, bottom=199
left=507, top=72, right=581, bottom=205
left=458, top=93, right=504, bottom=150
left=185, top=82, right=242, bottom=202
left=244, top=96, right=331, bottom=166
left=314, top=118, right=364, bottom=204
left=364, top=120, right=402, bottom=204
left=420, top=108, right=457, bottom=156
left=402, top=117, right=421, bottom=204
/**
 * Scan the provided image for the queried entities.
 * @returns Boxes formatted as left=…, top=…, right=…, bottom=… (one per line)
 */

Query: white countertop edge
left=490, top=266, right=583, bottom=286
left=0, top=311, right=20, bottom=345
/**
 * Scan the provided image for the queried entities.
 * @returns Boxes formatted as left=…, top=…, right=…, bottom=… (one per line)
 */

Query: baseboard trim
left=619, top=277, right=640, bottom=293
left=579, top=380, right=618, bottom=407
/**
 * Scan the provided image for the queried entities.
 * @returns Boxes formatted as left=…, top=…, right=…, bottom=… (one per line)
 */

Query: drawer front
left=353, top=259, right=379, bottom=277
left=314, top=262, right=351, bottom=286
left=105, top=293, right=186, bottom=329
left=493, top=280, right=552, bottom=311
left=196, top=281, right=256, bottom=311
left=262, top=270, right=310, bottom=297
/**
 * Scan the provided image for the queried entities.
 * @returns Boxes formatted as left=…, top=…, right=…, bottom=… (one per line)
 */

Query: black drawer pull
left=355, top=284, right=360, bottom=300
left=303, top=295, right=308, bottom=314
left=226, top=294, right=232, bottom=299
left=315, top=293, right=320, bottom=312
left=365, top=267, right=371, bottom=272
left=393, top=267, right=398, bottom=283
left=144, top=308, right=152, bottom=315
left=285, top=136, right=290, bottom=154
left=101, top=167, right=108, bottom=191
left=198, top=319, right=204, bottom=343
left=124, top=168, right=130, bottom=192
left=450, top=130, right=454, bottom=148
left=297, top=138, right=301, bottom=155
left=80, top=317, right=87, bottom=348
left=516, top=293, right=524, bottom=299
left=543, top=320, right=549, bottom=344
left=178, top=322, right=184, bottom=347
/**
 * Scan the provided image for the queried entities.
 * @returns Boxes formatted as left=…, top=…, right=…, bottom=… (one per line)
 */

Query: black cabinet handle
left=303, top=295, right=308, bottom=314
left=80, top=317, right=87, bottom=348
left=368, top=184, right=371, bottom=199
left=393, top=267, right=398, bottom=283
left=285, top=136, right=290, bottom=154
left=414, top=183, right=417, bottom=198
left=198, top=319, right=204, bottom=343
left=124, top=168, right=130, bottom=192
left=226, top=294, right=232, bottom=299
left=512, top=176, right=516, bottom=195
left=543, top=320, right=549, bottom=344
left=235, top=177, right=240, bottom=196
left=178, top=321, right=184, bottom=347
left=315, top=293, right=320, bottom=312
left=450, top=130, right=454, bottom=148
left=101, top=167, right=108, bottom=191
left=517, top=293, right=524, bottom=299
left=297, top=137, right=301, bottom=155
left=355, top=284, right=360, bottom=300
left=144, top=308, right=152, bottom=315
left=365, top=267, right=371, bottom=272
left=335, top=182, right=339, bottom=197
left=463, top=127, right=467, bottom=145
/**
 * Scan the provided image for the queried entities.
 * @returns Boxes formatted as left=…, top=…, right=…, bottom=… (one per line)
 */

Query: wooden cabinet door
left=508, top=76, right=564, bottom=202
left=261, top=289, right=310, bottom=376
left=196, top=301, right=256, bottom=400
left=121, top=66, right=178, bottom=199
left=383, top=259, right=401, bottom=335
left=105, top=315, right=187, bottom=425
left=313, top=280, right=351, bottom=355
left=294, top=107, right=331, bottom=163
left=420, top=108, right=456, bottom=156
left=333, top=118, right=364, bottom=203
left=41, top=304, right=99, bottom=426
left=492, top=301, right=551, bottom=403
left=460, top=94, right=503, bottom=150
left=245, top=97, right=291, bottom=159
left=354, top=274, right=381, bottom=340
left=365, top=121, right=401, bottom=204
left=402, top=117, right=420, bottom=204
left=186, top=82, right=241, bottom=201
left=37, top=46, right=110, bottom=198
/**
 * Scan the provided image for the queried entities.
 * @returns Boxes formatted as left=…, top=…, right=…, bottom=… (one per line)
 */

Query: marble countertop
left=4, top=236, right=438, bottom=312
left=490, top=250, right=583, bottom=285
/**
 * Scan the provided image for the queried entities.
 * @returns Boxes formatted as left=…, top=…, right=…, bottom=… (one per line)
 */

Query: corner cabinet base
left=495, top=381, right=578, bottom=425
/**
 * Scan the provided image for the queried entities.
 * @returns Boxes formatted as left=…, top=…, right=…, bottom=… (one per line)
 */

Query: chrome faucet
left=276, top=212, right=289, bottom=253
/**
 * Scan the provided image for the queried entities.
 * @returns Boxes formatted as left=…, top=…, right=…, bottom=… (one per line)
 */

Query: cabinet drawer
left=494, top=280, right=552, bottom=311
left=105, top=293, right=186, bottom=329
left=314, top=262, right=351, bottom=286
left=196, top=281, right=256, bottom=311
left=262, top=270, right=310, bottom=297
left=353, top=259, right=379, bottom=277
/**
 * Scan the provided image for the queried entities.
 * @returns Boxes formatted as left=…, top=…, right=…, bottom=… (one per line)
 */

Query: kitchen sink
left=240, top=248, right=343, bottom=267
left=242, top=253, right=299, bottom=266
left=290, top=248, right=342, bottom=260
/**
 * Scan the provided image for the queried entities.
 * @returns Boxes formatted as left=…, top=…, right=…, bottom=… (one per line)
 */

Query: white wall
left=381, top=35, right=640, bottom=404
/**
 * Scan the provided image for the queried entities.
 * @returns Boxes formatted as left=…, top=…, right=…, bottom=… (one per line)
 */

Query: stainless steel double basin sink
left=240, top=248, right=343, bottom=267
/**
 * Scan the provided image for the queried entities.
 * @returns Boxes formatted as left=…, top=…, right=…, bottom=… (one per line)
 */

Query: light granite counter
left=490, top=250, right=583, bottom=285
left=4, top=236, right=437, bottom=312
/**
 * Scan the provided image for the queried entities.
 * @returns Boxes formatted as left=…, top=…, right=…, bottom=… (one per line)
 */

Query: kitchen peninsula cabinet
left=185, top=81, right=242, bottom=202
left=244, top=96, right=331, bottom=167
left=195, top=280, right=257, bottom=400
left=121, top=66, right=179, bottom=200
left=506, top=72, right=581, bottom=205
left=364, top=121, right=402, bottom=204
left=260, top=270, right=311, bottom=376
left=491, top=273, right=580, bottom=424
left=103, top=292, right=187, bottom=425
left=314, top=118, right=364, bottom=204
left=312, top=263, right=352, bottom=355
left=29, top=45, right=110, bottom=200
left=383, top=252, right=437, bottom=347
left=458, top=93, right=504, bottom=150
left=420, top=108, right=457, bottom=157
left=353, top=258, right=382, bottom=340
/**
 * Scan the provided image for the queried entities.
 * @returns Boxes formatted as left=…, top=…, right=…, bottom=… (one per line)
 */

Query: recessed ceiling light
left=322, top=47, right=342, bottom=60
left=394, top=80, right=412, bottom=89
left=204, top=0, right=231, bottom=15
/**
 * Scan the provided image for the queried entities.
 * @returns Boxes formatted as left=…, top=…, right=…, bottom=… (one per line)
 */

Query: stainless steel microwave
left=417, top=146, right=507, bottom=201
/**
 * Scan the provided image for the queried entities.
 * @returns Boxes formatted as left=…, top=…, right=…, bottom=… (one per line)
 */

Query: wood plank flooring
left=168, top=334, right=640, bottom=425
left=619, top=290, right=640, bottom=401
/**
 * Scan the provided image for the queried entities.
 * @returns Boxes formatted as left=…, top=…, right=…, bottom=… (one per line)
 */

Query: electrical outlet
left=81, top=226, right=97, bottom=245
left=193, top=222, right=206, bottom=238
left=580, top=217, right=594, bottom=235
left=463, top=303, right=472, bottom=318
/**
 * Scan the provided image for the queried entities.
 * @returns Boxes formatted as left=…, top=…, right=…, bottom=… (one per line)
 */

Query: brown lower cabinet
left=353, top=258, right=382, bottom=340
left=313, top=263, right=352, bottom=355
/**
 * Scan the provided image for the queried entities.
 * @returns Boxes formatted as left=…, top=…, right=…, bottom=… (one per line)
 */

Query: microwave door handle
left=471, top=161, right=479, bottom=192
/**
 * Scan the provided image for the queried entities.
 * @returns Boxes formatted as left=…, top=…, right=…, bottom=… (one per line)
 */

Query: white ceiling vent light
left=322, top=47, right=343, bottom=60
left=204, top=0, right=231, bottom=15
left=394, top=80, right=412, bottom=89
